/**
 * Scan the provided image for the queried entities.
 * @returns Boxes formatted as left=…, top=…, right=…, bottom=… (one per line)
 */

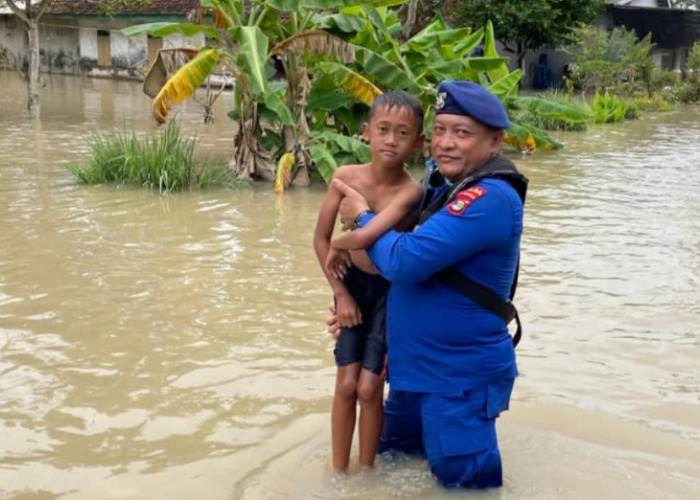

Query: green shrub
left=632, top=94, right=675, bottom=112
left=564, top=25, right=654, bottom=95
left=511, top=91, right=592, bottom=131
left=623, top=100, right=640, bottom=120
left=669, top=80, right=700, bottom=104
left=69, top=121, right=237, bottom=192
left=651, top=69, right=681, bottom=91
left=590, top=92, right=629, bottom=123
left=685, top=42, right=700, bottom=75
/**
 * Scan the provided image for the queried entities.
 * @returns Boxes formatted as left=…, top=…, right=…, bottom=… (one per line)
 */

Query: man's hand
left=326, top=303, right=340, bottom=339
left=333, top=179, right=371, bottom=230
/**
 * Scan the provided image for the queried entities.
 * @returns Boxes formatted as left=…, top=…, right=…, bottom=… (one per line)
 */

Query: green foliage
left=632, top=94, right=675, bottom=113
left=651, top=69, right=681, bottom=90
left=512, top=92, right=592, bottom=131
left=68, top=121, right=235, bottom=193
left=667, top=80, right=700, bottom=103
left=441, top=0, right=604, bottom=62
left=564, top=25, right=654, bottom=96
left=686, top=42, right=700, bottom=74
left=126, top=1, right=590, bottom=183
left=590, top=92, right=629, bottom=123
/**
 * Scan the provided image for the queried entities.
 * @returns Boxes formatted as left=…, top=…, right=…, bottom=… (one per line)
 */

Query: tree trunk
left=402, top=0, right=419, bottom=39
left=26, top=18, right=41, bottom=119
left=517, top=42, right=526, bottom=89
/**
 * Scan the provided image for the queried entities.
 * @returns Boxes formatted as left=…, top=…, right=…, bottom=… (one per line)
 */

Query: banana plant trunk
left=26, top=18, right=41, bottom=119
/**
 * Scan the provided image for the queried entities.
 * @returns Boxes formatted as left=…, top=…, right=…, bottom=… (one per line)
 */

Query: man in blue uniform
left=332, top=81, right=527, bottom=488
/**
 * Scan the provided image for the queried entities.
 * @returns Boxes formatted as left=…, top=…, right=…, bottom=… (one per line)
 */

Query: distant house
left=604, top=0, right=700, bottom=71
left=0, top=0, right=203, bottom=78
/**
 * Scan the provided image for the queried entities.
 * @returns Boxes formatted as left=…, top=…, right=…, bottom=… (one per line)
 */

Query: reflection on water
left=1, top=71, right=699, bottom=499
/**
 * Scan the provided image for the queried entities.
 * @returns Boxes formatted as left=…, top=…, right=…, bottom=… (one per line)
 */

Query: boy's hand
left=335, top=293, right=362, bottom=328
left=333, top=179, right=370, bottom=229
left=326, top=247, right=352, bottom=280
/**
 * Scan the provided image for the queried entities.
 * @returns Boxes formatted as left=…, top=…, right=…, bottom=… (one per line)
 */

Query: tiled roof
left=46, top=0, right=200, bottom=16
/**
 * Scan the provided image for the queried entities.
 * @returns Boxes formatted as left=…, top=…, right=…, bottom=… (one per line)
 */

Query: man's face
left=430, top=114, right=503, bottom=182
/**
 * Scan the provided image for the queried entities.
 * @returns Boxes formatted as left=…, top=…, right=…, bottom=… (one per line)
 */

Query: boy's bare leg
left=356, top=368, right=384, bottom=468
left=332, top=362, right=362, bottom=472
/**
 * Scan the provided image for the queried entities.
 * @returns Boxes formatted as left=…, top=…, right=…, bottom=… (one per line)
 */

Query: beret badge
left=435, top=92, right=446, bottom=111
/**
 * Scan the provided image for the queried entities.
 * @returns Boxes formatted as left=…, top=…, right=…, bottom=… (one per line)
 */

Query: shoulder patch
left=446, top=186, right=488, bottom=216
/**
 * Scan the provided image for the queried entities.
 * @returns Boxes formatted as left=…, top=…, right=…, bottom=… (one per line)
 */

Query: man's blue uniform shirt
left=358, top=177, right=522, bottom=392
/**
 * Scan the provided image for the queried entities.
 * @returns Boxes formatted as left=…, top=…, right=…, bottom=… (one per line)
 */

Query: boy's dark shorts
left=334, top=266, right=390, bottom=375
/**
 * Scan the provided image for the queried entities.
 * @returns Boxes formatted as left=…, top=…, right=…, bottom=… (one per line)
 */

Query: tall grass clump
left=69, top=121, right=236, bottom=192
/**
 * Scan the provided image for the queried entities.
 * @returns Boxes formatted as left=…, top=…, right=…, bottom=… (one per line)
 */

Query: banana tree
left=123, top=0, right=410, bottom=186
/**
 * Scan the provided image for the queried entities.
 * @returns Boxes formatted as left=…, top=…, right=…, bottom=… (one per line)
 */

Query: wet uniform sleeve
left=359, top=184, right=514, bottom=284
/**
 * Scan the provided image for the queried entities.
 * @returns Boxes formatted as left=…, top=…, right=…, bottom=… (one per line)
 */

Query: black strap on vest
left=421, top=155, right=528, bottom=347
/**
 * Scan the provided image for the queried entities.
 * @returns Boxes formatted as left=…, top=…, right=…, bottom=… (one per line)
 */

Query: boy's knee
left=356, top=374, right=382, bottom=405
left=335, top=375, right=358, bottom=401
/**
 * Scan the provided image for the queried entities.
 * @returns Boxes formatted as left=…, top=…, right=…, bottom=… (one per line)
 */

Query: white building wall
left=0, top=15, right=26, bottom=69
left=111, top=30, right=147, bottom=69
left=40, top=25, right=80, bottom=73
left=79, top=28, right=97, bottom=64
left=163, top=32, right=205, bottom=50
left=623, top=0, right=660, bottom=7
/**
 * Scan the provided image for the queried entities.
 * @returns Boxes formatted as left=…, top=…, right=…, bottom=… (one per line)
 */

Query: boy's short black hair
left=367, top=91, right=424, bottom=135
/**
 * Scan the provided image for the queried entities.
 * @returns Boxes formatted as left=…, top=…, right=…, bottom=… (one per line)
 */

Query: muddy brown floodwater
left=1, top=71, right=699, bottom=499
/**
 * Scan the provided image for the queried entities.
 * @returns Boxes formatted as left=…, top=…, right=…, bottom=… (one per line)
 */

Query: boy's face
left=362, top=105, right=423, bottom=167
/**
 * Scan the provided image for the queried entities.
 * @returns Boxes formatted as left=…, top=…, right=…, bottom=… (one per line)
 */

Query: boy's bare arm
left=331, top=182, right=423, bottom=251
left=313, top=172, right=352, bottom=297
left=314, top=167, right=364, bottom=327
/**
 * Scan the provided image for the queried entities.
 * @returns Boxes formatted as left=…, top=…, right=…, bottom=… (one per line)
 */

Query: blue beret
left=435, top=81, right=510, bottom=129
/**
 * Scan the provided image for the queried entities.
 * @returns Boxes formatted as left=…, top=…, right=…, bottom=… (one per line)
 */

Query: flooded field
left=1, top=71, right=699, bottom=499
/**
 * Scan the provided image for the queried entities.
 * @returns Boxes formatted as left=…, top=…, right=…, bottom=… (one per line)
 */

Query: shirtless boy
left=313, top=91, right=424, bottom=473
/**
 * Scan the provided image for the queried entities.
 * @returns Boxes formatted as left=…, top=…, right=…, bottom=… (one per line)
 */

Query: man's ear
left=490, top=129, right=505, bottom=150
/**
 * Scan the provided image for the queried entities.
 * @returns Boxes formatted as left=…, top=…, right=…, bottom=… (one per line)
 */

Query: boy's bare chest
left=348, top=180, right=403, bottom=212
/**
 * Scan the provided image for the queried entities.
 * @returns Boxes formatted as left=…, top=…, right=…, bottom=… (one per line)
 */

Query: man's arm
left=360, top=184, right=516, bottom=283
left=331, top=182, right=422, bottom=251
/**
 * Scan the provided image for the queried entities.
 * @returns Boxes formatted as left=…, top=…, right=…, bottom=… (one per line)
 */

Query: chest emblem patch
left=446, top=186, right=487, bottom=216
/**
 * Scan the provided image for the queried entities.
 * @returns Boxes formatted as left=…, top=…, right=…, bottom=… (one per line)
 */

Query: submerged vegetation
left=69, top=121, right=237, bottom=193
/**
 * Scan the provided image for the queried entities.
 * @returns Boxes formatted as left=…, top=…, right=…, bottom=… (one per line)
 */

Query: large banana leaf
left=467, top=57, right=511, bottom=73
left=488, top=70, right=522, bottom=99
left=508, top=96, right=593, bottom=123
left=483, top=20, right=509, bottom=84
left=152, top=48, right=221, bottom=124
left=274, top=152, right=295, bottom=194
left=230, top=26, right=269, bottom=98
left=405, top=27, right=472, bottom=53
left=308, top=144, right=338, bottom=182
left=506, top=122, right=562, bottom=151
left=270, top=30, right=355, bottom=63
left=261, top=92, right=295, bottom=125
left=307, top=94, right=355, bottom=114
left=353, top=45, right=417, bottom=92
left=315, top=131, right=371, bottom=163
left=452, top=28, right=484, bottom=57
left=121, top=22, right=219, bottom=39
left=318, top=62, right=382, bottom=106
left=320, top=12, right=369, bottom=33
left=143, top=48, right=199, bottom=98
